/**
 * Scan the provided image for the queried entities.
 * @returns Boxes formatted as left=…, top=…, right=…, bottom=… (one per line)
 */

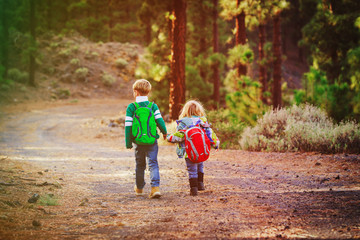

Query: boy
left=125, top=79, right=167, bottom=198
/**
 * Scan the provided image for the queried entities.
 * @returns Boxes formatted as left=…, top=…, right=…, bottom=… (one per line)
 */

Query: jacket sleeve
left=153, top=103, right=167, bottom=135
left=124, top=104, right=134, bottom=149
left=166, top=131, right=185, bottom=143
left=208, top=127, right=220, bottom=149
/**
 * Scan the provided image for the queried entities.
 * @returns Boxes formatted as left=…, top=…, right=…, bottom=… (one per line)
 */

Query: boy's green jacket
left=125, top=96, right=167, bottom=148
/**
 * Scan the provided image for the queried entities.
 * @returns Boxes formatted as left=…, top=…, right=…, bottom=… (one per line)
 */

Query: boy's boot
left=198, top=172, right=205, bottom=191
left=134, top=185, right=144, bottom=196
left=189, top=178, right=198, bottom=196
left=149, top=186, right=161, bottom=199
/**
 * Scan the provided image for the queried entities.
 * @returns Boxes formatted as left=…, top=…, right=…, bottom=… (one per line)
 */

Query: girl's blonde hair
left=133, top=79, right=151, bottom=96
left=179, top=100, right=206, bottom=119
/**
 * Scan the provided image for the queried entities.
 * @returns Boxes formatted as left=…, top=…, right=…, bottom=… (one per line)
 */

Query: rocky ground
left=0, top=99, right=359, bottom=239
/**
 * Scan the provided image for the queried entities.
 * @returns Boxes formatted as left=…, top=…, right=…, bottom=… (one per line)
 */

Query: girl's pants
left=185, top=158, right=204, bottom=179
left=134, top=140, right=160, bottom=188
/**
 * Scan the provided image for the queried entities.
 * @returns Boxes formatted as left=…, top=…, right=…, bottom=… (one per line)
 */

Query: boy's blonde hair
left=133, top=79, right=151, bottom=96
left=179, top=100, right=206, bottom=119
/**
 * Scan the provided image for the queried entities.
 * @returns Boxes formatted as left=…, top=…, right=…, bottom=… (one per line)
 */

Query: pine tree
left=212, top=0, right=220, bottom=106
left=272, top=10, right=282, bottom=108
left=169, top=0, right=187, bottom=120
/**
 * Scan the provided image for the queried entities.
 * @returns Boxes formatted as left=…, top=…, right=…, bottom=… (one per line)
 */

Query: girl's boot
left=198, top=172, right=205, bottom=191
left=189, top=178, right=198, bottom=196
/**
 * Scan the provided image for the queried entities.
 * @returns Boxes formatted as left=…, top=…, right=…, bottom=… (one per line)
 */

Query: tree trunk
left=199, top=0, right=206, bottom=55
left=1, top=0, right=9, bottom=80
left=212, top=0, right=220, bottom=106
left=199, top=0, right=206, bottom=81
left=29, top=0, right=36, bottom=86
left=169, top=0, right=186, bottom=120
left=235, top=0, right=247, bottom=77
left=272, top=13, right=282, bottom=109
left=259, top=23, right=267, bottom=104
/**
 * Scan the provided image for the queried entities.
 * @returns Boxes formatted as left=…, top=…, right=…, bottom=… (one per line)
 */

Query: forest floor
left=0, top=98, right=360, bottom=239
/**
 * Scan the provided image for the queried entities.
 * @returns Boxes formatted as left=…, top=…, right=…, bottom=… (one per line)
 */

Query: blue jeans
left=185, top=158, right=204, bottom=179
left=134, top=140, right=160, bottom=188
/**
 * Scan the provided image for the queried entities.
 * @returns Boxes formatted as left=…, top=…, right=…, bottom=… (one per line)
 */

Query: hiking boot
left=149, top=187, right=161, bottom=199
left=189, top=178, right=198, bottom=196
left=134, top=186, right=144, bottom=196
left=198, top=172, right=205, bottom=191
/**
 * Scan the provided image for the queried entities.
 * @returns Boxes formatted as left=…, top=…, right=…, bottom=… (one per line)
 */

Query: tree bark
left=29, top=0, right=36, bottom=86
left=212, top=0, right=220, bottom=106
left=259, top=23, right=267, bottom=104
left=198, top=0, right=207, bottom=81
left=272, top=12, right=282, bottom=109
left=169, top=0, right=186, bottom=120
left=235, top=0, right=247, bottom=77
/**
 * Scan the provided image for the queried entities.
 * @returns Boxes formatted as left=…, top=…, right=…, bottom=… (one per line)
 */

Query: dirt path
left=0, top=99, right=360, bottom=239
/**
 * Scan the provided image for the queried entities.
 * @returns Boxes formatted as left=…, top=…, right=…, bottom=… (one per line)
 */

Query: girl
left=167, top=100, right=220, bottom=196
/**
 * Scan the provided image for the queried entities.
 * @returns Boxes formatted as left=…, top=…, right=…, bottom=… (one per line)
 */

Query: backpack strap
left=147, top=102, right=154, bottom=109
left=133, top=102, right=140, bottom=109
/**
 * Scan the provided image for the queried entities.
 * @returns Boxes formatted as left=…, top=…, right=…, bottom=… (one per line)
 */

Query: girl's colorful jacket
left=167, top=116, right=220, bottom=158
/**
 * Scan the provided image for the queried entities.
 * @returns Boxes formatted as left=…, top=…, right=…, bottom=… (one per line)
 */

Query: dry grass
left=240, top=104, right=360, bottom=153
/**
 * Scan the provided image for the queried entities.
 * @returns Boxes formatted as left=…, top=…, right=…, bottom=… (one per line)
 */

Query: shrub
left=115, top=58, right=128, bottom=69
left=7, top=68, right=29, bottom=83
left=70, top=58, right=80, bottom=66
left=101, top=72, right=116, bottom=86
left=207, top=109, right=246, bottom=149
left=75, top=67, right=88, bottom=81
left=85, top=51, right=99, bottom=60
left=240, top=104, right=360, bottom=154
left=58, top=48, right=72, bottom=58
left=55, top=89, right=70, bottom=99
left=39, top=194, right=58, bottom=206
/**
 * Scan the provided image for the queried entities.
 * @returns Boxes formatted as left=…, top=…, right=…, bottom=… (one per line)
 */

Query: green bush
left=70, top=58, right=80, bottom=66
left=207, top=109, right=246, bottom=149
left=7, top=68, right=29, bottom=83
left=39, top=194, right=59, bottom=206
left=115, top=58, right=128, bottom=69
left=295, top=67, right=353, bottom=121
left=58, top=48, right=72, bottom=58
left=240, top=104, right=360, bottom=154
left=101, top=72, right=116, bottom=86
left=75, top=67, right=88, bottom=81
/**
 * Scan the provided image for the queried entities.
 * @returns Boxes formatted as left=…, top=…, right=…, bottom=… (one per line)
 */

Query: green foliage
left=39, top=194, right=59, bottom=206
left=135, top=25, right=172, bottom=113
left=207, top=109, right=246, bottom=149
left=54, top=89, right=70, bottom=99
left=70, top=58, right=80, bottom=66
left=101, top=72, right=116, bottom=87
left=115, top=58, right=129, bottom=69
left=75, top=67, right=88, bottom=81
left=225, top=73, right=267, bottom=126
left=240, top=104, right=360, bottom=154
left=7, top=68, right=28, bottom=83
left=59, top=48, right=72, bottom=58
left=347, top=47, right=360, bottom=117
left=227, top=44, right=254, bottom=69
left=295, top=67, right=353, bottom=121
left=301, top=0, right=360, bottom=83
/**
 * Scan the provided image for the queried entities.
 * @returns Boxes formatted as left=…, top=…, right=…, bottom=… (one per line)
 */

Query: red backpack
left=182, top=126, right=211, bottom=163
